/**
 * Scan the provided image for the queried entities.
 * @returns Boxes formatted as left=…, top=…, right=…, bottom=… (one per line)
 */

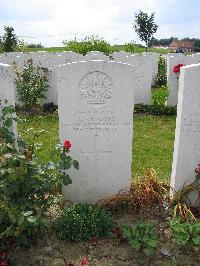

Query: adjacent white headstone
left=0, top=63, right=16, bottom=107
left=167, top=53, right=200, bottom=106
left=171, top=63, right=200, bottom=204
left=167, top=54, right=187, bottom=106
left=0, top=63, right=17, bottom=139
left=111, top=51, right=132, bottom=62
left=84, top=51, right=109, bottom=60
left=57, top=60, right=135, bottom=203
left=142, top=52, right=160, bottom=85
left=111, top=52, right=152, bottom=104
left=135, top=54, right=152, bottom=104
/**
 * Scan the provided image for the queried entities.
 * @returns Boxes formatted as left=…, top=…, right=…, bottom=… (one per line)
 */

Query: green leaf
left=63, top=159, right=72, bottom=170
left=2, top=106, right=15, bottom=116
left=73, top=160, right=79, bottom=170
left=18, top=215, right=25, bottom=226
left=63, top=174, right=72, bottom=186
left=4, top=118, right=13, bottom=127
left=8, top=212, right=17, bottom=223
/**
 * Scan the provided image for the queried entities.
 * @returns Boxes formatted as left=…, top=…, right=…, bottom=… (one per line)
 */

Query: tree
left=3, top=26, right=18, bottom=52
left=133, top=11, right=158, bottom=51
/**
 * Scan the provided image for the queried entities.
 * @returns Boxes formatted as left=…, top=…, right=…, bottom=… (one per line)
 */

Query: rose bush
left=14, top=59, right=50, bottom=108
left=0, top=103, right=79, bottom=246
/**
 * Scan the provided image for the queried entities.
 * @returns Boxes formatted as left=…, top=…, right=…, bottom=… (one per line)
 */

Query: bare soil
left=7, top=209, right=200, bottom=266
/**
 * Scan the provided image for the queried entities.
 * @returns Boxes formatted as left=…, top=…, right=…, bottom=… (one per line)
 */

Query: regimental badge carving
left=79, top=71, right=112, bottom=105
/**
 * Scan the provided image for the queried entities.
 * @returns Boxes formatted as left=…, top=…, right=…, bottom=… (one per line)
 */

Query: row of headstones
left=4, top=51, right=200, bottom=107
left=167, top=53, right=200, bottom=106
left=0, top=51, right=160, bottom=106
left=0, top=58, right=200, bottom=204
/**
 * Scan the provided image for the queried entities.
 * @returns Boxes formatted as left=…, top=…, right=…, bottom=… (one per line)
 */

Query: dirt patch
left=6, top=209, right=200, bottom=266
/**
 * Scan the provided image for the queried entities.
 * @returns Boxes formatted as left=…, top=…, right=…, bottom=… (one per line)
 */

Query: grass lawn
left=132, top=114, right=176, bottom=182
left=17, top=113, right=176, bottom=182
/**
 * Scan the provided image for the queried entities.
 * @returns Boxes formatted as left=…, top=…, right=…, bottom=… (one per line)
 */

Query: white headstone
left=167, top=53, right=200, bottom=106
left=0, top=63, right=17, bottom=139
left=84, top=51, right=109, bottom=60
left=142, top=52, right=160, bottom=85
left=134, top=54, right=152, bottom=104
left=111, top=51, right=132, bottom=62
left=167, top=54, right=187, bottom=106
left=111, top=52, right=152, bottom=104
left=171, top=63, right=200, bottom=204
left=57, top=60, right=135, bottom=203
left=0, top=63, right=16, bottom=107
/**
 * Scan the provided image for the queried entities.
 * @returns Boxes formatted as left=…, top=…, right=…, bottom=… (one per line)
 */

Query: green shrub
left=42, top=102, right=58, bottom=113
left=27, top=43, right=44, bottom=48
left=170, top=217, right=200, bottom=250
left=0, top=42, right=4, bottom=54
left=0, top=103, right=79, bottom=246
left=55, top=204, right=114, bottom=241
left=124, top=42, right=136, bottom=53
left=152, top=86, right=169, bottom=107
left=134, top=103, right=176, bottom=116
left=154, top=56, right=167, bottom=88
left=121, top=222, right=158, bottom=256
left=63, top=35, right=113, bottom=55
left=14, top=59, right=50, bottom=108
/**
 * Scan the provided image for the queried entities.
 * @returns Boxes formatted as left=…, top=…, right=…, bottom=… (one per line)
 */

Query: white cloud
left=0, top=0, right=199, bottom=47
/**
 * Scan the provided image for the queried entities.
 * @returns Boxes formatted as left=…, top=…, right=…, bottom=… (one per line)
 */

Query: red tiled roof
left=169, top=40, right=194, bottom=48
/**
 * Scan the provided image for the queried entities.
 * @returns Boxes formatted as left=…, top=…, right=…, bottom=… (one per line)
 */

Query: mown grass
left=132, top=114, right=176, bottom=182
left=17, top=113, right=176, bottom=182
left=25, top=47, right=67, bottom=53
left=18, top=113, right=59, bottom=163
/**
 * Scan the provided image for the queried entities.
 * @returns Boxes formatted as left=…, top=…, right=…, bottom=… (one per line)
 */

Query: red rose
left=81, top=257, right=89, bottom=265
left=173, top=64, right=186, bottom=74
left=63, top=140, right=71, bottom=150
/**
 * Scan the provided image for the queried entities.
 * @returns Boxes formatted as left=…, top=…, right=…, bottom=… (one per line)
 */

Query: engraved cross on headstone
left=80, top=128, right=112, bottom=182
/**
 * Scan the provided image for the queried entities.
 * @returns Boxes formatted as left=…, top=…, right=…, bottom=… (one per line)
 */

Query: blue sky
left=0, top=0, right=199, bottom=47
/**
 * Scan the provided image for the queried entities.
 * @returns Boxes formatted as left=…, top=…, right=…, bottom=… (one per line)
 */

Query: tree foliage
left=3, top=26, right=18, bottom=52
left=133, top=11, right=158, bottom=51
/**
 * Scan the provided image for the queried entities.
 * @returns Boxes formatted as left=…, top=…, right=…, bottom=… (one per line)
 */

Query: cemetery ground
left=2, top=107, right=200, bottom=264
left=5, top=111, right=200, bottom=266
left=2, top=52, right=200, bottom=265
